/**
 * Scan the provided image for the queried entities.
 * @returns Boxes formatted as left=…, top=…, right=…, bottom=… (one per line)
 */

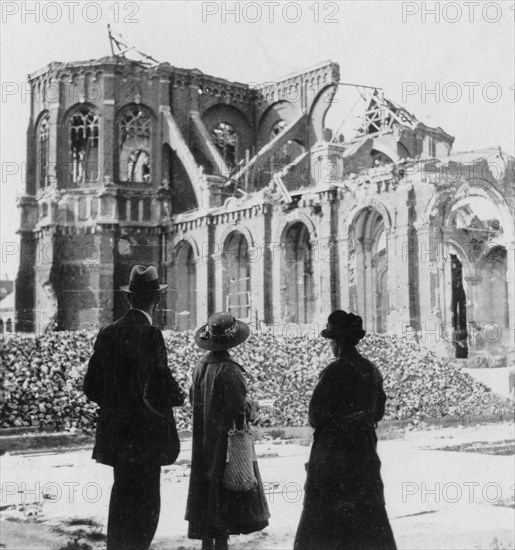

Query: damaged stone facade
left=16, top=57, right=514, bottom=365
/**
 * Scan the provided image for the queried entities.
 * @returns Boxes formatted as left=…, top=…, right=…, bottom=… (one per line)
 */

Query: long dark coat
left=294, top=347, right=397, bottom=550
left=185, top=350, right=270, bottom=540
left=84, top=309, right=185, bottom=467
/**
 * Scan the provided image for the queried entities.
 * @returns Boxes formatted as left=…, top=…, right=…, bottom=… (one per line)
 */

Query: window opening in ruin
left=223, top=232, right=251, bottom=320
left=70, top=108, right=99, bottom=184
left=263, top=119, right=306, bottom=185
left=281, top=222, right=314, bottom=324
left=38, top=117, right=50, bottom=187
left=350, top=209, right=388, bottom=332
left=127, top=150, right=151, bottom=183
left=119, top=106, right=152, bottom=183
left=451, top=254, right=468, bottom=358
left=480, top=246, right=509, bottom=341
left=212, top=122, right=238, bottom=169
left=374, top=229, right=388, bottom=333
left=171, top=242, right=196, bottom=331
left=270, top=119, right=287, bottom=139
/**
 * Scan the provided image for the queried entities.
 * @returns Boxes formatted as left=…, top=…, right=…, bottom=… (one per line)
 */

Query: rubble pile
left=1, top=330, right=512, bottom=433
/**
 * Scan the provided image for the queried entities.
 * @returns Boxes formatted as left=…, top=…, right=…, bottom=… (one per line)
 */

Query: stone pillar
left=206, top=218, right=216, bottom=317
left=310, top=142, right=345, bottom=187
left=416, top=224, right=445, bottom=352
left=386, top=224, right=412, bottom=336
left=262, top=202, right=274, bottom=324
left=464, top=274, right=483, bottom=353
left=337, top=235, right=350, bottom=311
left=212, top=249, right=224, bottom=313
left=102, top=73, right=116, bottom=183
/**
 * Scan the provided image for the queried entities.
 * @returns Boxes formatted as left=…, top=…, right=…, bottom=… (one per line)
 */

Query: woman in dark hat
left=185, top=312, right=270, bottom=550
left=294, top=310, right=397, bottom=550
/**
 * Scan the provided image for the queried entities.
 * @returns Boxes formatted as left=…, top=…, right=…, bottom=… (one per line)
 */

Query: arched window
left=69, top=108, right=99, bottom=184
left=170, top=242, right=196, bottom=331
left=450, top=254, right=468, bottom=358
left=223, top=232, right=251, bottom=320
left=212, top=122, right=238, bottom=169
left=349, top=209, right=388, bottom=332
left=373, top=229, right=388, bottom=333
left=281, top=222, right=314, bottom=324
left=119, top=106, right=153, bottom=183
left=37, top=116, right=50, bottom=187
left=478, top=246, right=509, bottom=347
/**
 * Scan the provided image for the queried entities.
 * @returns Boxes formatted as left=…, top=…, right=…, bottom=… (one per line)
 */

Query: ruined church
left=16, top=54, right=514, bottom=366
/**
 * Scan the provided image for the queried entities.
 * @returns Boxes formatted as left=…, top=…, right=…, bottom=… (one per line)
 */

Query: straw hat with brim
left=320, top=310, right=366, bottom=341
left=120, top=265, right=168, bottom=294
left=195, top=312, right=250, bottom=351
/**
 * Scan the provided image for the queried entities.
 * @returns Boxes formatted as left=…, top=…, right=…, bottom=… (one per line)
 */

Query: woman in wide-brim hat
left=294, top=310, right=397, bottom=550
left=186, top=312, right=270, bottom=550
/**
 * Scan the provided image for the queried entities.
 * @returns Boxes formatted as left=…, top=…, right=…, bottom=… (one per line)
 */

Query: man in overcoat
left=84, top=265, right=185, bottom=550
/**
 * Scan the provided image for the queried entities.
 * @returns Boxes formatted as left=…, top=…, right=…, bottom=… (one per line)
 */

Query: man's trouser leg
left=107, top=460, right=161, bottom=550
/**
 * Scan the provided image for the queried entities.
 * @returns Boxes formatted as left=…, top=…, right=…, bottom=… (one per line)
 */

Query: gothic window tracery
left=69, top=108, right=99, bottom=184
left=119, top=106, right=153, bottom=183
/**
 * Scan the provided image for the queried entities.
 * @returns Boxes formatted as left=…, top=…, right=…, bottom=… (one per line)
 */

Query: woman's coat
left=294, top=346, right=397, bottom=550
left=185, top=350, right=270, bottom=540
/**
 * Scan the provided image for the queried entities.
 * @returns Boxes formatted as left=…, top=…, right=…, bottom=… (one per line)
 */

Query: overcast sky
left=1, top=1, right=514, bottom=279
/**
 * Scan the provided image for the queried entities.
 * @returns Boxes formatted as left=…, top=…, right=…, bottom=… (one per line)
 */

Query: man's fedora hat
left=120, top=265, right=168, bottom=294
left=195, top=312, right=250, bottom=351
left=321, top=310, right=366, bottom=341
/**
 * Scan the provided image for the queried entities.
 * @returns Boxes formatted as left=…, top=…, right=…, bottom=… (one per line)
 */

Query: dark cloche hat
left=120, top=265, right=168, bottom=294
left=195, top=312, right=250, bottom=351
left=321, top=310, right=366, bottom=341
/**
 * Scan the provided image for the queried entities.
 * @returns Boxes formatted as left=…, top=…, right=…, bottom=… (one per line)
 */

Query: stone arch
left=344, top=199, right=392, bottom=236
left=308, top=84, right=338, bottom=143
left=170, top=233, right=200, bottom=261
left=275, top=212, right=318, bottom=245
left=280, top=221, right=315, bottom=324
left=217, top=223, right=255, bottom=249
left=424, top=182, right=513, bottom=240
left=257, top=100, right=301, bottom=149
left=370, top=142, right=399, bottom=164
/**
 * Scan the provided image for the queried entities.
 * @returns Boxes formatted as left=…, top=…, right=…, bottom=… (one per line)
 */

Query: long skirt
left=294, top=500, right=397, bottom=550
left=188, top=461, right=270, bottom=540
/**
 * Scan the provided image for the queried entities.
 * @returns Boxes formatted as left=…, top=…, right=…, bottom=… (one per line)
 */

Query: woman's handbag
left=223, top=417, right=258, bottom=492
